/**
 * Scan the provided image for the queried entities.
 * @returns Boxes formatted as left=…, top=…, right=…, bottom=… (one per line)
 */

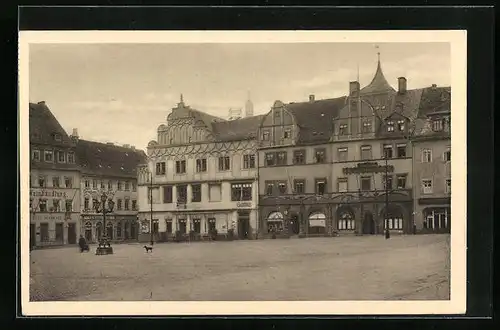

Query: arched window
left=338, top=211, right=355, bottom=230
left=382, top=205, right=404, bottom=230
left=308, top=212, right=326, bottom=235
left=267, top=212, right=283, bottom=233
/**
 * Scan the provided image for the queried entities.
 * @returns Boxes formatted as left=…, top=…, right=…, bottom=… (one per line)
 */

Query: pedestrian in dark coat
left=385, top=228, right=390, bottom=239
left=78, top=235, right=87, bottom=252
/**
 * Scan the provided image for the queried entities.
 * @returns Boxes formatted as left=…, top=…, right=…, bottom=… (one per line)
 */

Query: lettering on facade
left=236, top=201, right=252, bottom=208
left=82, top=215, right=116, bottom=220
left=342, top=162, right=394, bottom=175
left=30, top=190, right=68, bottom=198
left=33, top=214, right=64, bottom=221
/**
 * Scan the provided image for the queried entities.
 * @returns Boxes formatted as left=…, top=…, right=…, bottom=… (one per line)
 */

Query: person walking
left=78, top=235, right=87, bottom=252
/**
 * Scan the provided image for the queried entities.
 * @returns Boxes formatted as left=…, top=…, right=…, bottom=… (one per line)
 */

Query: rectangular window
left=443, top=149, right=451, bottom=162
left=422, top=179, right=433, bottom=194
left=192, top=218, right=201, bottom=233
left=117, top=181, right=122, bottom=190
left=218, top=156, right=230, bottom=171
left=124, top=198, right=130, bottom=210
left=178, top=219, right=187, bottom=234
left=314, top=148, right=326, bottom=163
left=362, top=121, right=372, bottom=133
left=166, top=220, right=173, bottom=234
left=32, top=149, right=40, bottom=161
left=176, top=185, right=187, bottom=203
left=338, top=178, right=348, bottom=192
left=383, top=144, right=393, bottom=158
left=339, top=123, right=348, bottom=135
left=315, top=179, right=326, bottom=195
left=117, top=199, right=123, bottom=210
left=156, top=162, right=166, bottom=175
left=337, top=148, right=348, bottom=162
left=84, top=180, right=89, bottom=188
left=243, top=154, right=256, bottom=169
left=44, top=150, right=53, bottom=162
left=283, top=129, right=291, bottom=139
left=276, top=152, right=287, bottom=165
left=361, top=177, right=371, bottom=191
left=65, top=199, right=72, bottom=212
left=39, top=199, right=47, bottom=212
left=108, top=181, right=113, bottom=190
left=265, top=153, right=275, bottom=166
left=208, top=184, right=222, bottom=202
left=231, top=183, right=252, bottom=201
left=57, top=151, right=66, bottom=163
left=163, top=186, right=173, bottom=203
left=265, top=181, right=274, bottom=195
left=397, top=143, right=407, bottom=158
left=293, top=150, right=305, bottom=164
left=386, top=121, right=395, bottom=132
left=445, top=179, right=451, bottom=194
left=51, top=199, right=60, bottom=212
left=360, top=145, right=372, bottom=160
left=84, top=198, right=89, bottom=210
left=293, top=179, right=305, bottom=194
left=124, top=181, right=130, bottom=191
left=40, top=223, right=49, bottom=242
left=192, top=184, right=202, bottom=202
left=67, top=152, right=75, bottom=164
left=397, top=120, right=405, bottom=131
left=277, top=182, right=287, bottom=194
left=196, top=158, right=207, bottom=172
left=208, top=218, right=216, bottom=232
left=100, top=181, right=105, bottom=189
left=432, top=119, right=443, bottom=131
left=422, top=149, right=432, bottom=162
left=132, top=200, right=137, bottom=210
left=38, top=175, right=46, bottom=187
left=262, top=130, right=270, bottom=141
left=132, top=182, right=137, bottom=192
left=383, top=175, right=393, bottom=190
left=52, top=176, right=60, bottom=188
left=93, top=180, right=98, bottom=189
left=175, top=160, right=187, bottom=174
left=396, top=175, right=407, bottom=189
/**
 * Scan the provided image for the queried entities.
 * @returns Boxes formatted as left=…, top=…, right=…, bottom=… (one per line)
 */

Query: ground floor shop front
left=414, top=198, right=451, bottom=234
left=137, top=208, right=259, bottom=242
left=30, top=212, right=80, bottom=247
left=80, top=214, right=139, bottom=243
left=259, top=191, right=414, bottom=237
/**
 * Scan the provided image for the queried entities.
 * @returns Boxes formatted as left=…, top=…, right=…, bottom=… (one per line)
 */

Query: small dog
left=144, top=245, right=153, bottom=253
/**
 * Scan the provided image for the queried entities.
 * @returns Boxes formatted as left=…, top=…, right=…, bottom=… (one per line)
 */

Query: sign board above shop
left=30, top=189, right=71, bottom=198
left=32, top=214, right=65, bottom=222
left=236, top=201, right=252, bottom=208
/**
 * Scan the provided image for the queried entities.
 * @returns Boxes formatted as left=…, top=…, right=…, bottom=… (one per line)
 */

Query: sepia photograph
left=19, top=31, right=467, bottom=315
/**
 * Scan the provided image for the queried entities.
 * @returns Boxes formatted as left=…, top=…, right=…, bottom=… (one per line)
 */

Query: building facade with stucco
left=138, top=96, right=262, bottom=241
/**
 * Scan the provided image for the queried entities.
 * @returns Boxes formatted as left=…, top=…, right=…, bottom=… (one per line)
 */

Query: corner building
left=258, top=57, right=451, bottom=236
left=29, top=102, right=81, bottom=247
left=138, top=97, right=262, bottom=241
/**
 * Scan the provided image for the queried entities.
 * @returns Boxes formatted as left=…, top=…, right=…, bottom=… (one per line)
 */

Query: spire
left=178, top=93, right=185, bottom=107
left=359, top=47, right=395, bottom=95
left=245, top=90, right=254, bottom=117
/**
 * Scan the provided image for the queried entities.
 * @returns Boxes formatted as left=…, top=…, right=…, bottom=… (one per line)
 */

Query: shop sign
left=82, top=215, right=116, bottom=220
left=30, top=189, right=69, bottom=198
left=236, top=201, right=252, bottom=208
left=343, top=162, right=394, bottom=175
left=33, top=214, right=64, bottom=221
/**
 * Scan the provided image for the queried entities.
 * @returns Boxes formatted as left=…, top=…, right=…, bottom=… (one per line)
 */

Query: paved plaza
left=29, top=234, right=450, bottom=301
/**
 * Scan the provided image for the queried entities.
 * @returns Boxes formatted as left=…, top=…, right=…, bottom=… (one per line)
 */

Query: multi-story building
left=257, top=56, right=451, bottom=236
left=75, top=135, right=147, bottom=243
left=411, top=102, right=451, bottom=233
left=29, top=101, right=81, bottom=248
left=138, top=96, right=263, bottom=241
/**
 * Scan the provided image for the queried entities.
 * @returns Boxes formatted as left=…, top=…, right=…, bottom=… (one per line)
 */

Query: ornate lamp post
left=95, top=192, right=115, bottom=255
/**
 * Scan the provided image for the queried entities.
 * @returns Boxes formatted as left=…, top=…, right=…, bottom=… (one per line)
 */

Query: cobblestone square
left=30, top=235, right=450, bottom=301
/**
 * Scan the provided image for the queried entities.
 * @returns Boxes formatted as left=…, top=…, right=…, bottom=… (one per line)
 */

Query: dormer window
left=339, top=124, right=348, bottom=136
left=53, top=133, right=62, bottom=142
left=283, top=129, right=291, bottom=139
left=262, top=130, right=270, bottom=141
left=362, top=121, right=372, bottom=133
left=432, top=119, right=444, bottom=131
left=397, top=120, right=405, bottom=131
left=386, top=121, right=395, bottom=132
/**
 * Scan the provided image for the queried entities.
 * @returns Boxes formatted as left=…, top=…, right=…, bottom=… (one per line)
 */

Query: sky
left=29, top=42, right=450, bottom=150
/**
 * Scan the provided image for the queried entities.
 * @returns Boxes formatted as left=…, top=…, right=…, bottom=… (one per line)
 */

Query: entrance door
left=67, top=223, right=77, bottom=244
left=85, top=228, right=92, bottom=242
left=55, top=223, right=64, bottom=244
left=290, top=215, right=300, bottom=235
left=237, top=211, right=250, bottom=239
left=362, top=212, right=375, bottom=235
left=30, top=224, right=36, bottom=248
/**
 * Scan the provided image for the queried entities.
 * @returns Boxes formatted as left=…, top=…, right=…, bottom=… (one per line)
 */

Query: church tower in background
left=245, top=91, right=254, bottom=117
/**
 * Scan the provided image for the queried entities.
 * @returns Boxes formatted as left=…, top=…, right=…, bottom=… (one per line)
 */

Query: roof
left=286, top=96, right=348, bottom=144
left=360, top=60, right=396, bottom=95
left=212, top=114, right=265, bottom=141
left=29, top=102, right=74, bottom=147
left=76, top=139, right=147, bottom=178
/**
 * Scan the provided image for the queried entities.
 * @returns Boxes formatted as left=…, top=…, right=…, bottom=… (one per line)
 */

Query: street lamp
left=95, top=192, right=115, bottom=255
left=384, top=152, right=390, bottom=240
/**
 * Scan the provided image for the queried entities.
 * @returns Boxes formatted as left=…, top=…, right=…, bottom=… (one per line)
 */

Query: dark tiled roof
left=360, top=60, right=396, bottom=95
left=76, top=140, right=147, bottom=178
left=212, top=115, right=265, bottom=141
left=417, top=86, right=451, bottom=118
left=286, top=96, right=348, bottom=144
left=189, top=108, right=226, bottom=130
left=29, top=102, right=74, bottom=147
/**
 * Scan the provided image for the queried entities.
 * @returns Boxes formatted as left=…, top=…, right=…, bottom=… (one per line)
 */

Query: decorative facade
left=75, top=138, right=147, bottom=243
left=257, top=56, right=451, bottom=237
left=138, top=96, right=263, bottom=241
left=29, top=102, right=81, bottom=247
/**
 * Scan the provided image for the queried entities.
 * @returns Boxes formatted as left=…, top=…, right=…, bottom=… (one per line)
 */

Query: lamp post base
left=95, top=237, right=113, bottom=255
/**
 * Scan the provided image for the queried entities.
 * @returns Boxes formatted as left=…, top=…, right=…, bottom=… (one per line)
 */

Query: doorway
left=67, top=223, right=77, bottom=244
left=290, top=215, right=300, bottom=235
left=55, top=223, right=64, bottom=244
left=237, top=211, right=250, bottom=239
left=362, top=212, right=375, bottom=235
left=30, top=224, right=36, bottom=249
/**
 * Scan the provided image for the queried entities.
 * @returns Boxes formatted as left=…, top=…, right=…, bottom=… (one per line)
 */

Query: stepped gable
left=29, top=101, right=74, bottom=147
left=286, top=96, right=348, bottom=144
left=76, top=140, right=147, bottom=178
left=212, top=114, right=266, bottom=142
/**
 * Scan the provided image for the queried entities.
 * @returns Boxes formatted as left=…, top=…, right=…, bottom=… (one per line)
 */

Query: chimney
left=309, top=94, right=315, bottom=102
left=431, top=83, right=437, bottom=89
left=349, top=81, right=360, bottom=96
left=398, top=77, right=407, bottom=94
left=123, top=144, right=130, bottom=148
left=131, top=145, right=136, bottom=150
